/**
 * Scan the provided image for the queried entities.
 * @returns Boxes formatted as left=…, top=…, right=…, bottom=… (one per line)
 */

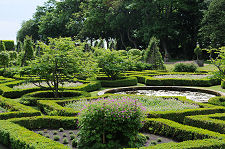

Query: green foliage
left=8, top=51, right=17, bottom=60
left=99, top=77, right=138, bottom=87
left=0, top=96, right=41, bottom=120
left=0, top=51, right=10, bottom=68
left=1, top=40, right=14, bottom=51
left=173, top=63, right=197, bottom=72
left=199, top=0, right=225, bottom=47
left=97, top=49, right=127, bottom=80
left=21, top=36, right=34, bottom=66
left=22, top=37, right=97, bottom=97
left=194, top=45, right=202, bottom=60
left=204, top=47, right=225, bottom=79
left=222, top=79, right=225, bottom=89
left=208, top=96, right=225, bottom=107
left=20, top=90, right=90, bottom=106
left=184, top=113, right=225, bottom=134
left=0, top=41, right=6, bottom=51
left=144, top=37, right=165, bottom=70
left=78, top=97, right=146, bottom=148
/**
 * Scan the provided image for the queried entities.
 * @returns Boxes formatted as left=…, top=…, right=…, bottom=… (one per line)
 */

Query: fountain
left=98, top=86, right=225, bottom=103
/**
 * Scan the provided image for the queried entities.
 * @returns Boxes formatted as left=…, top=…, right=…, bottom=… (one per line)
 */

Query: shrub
left=8, top=51, right=18, bottom=60
left=78, top=97, right=146, bottom=148
left=173, top=63, right=197, bottom=72
left=0, top=41, right=6, bottom=51
left=144, top=37, right=165, bottom=70
left=1, top=40, right=14, bottom=50
left=53, top=135, right=60, bottom=141
left=0, top=51, right=10, bottom=68
left=70, top=135, right=76, bottom=140
left=63, top=138, right=69, bottom=144
left=59, top=128, right=64, bottom=132
left=72, top=138, right=78, bottom=148
left=98, top=50, right=127, bottom=80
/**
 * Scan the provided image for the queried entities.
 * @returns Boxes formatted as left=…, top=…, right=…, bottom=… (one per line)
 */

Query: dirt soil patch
left=33, top=129, right=177, bottom=148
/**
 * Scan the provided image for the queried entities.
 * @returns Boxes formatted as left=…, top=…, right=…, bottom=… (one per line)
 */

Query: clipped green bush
left=173, top=63, right=197, bottom=72
left=20, top=90, right=90, bottom=105
left=78, top=97, right=146, bottom=148
left=0, top=51, right=10, bottom=68
left=0, top=41, right=6, bottom=51
left=99, top=77, right=138, bottom=87
left=1, top=40, right=14, bottom=51
left=208, top=96, right=225, bottom=106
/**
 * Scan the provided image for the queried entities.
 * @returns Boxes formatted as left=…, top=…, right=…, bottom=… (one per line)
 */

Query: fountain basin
left=98, top=86, right=225, bottom=103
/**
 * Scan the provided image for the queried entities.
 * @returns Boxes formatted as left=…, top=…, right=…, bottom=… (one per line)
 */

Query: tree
left=199, top=0, right=225, bottom=48
left=22, top=37, right=97, bottom=97
left=205, top=46, right=225, bottom=79
left=16, top=19, right=39, bottom=42
left=0, top=41, right=6, bottom=52
left=97, top=49, right=127, bottom=80
left=144, top=37, right=165, bottom=70
left=21, top=36, right=34, bottom=67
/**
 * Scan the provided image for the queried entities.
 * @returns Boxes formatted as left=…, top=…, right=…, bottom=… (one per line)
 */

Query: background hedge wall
left=1, top=40, right=14, bottom=51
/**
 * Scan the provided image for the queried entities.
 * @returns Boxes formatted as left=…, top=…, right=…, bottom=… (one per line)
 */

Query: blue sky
left=0, top=0, right=47, bottom=42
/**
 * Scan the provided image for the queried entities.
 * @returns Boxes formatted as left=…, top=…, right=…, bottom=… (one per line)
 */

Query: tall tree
left=199, top=0, right=225, bottom=48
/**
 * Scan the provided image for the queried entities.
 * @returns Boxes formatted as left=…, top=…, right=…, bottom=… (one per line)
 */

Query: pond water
left=116, top=90, right=215, bottom=102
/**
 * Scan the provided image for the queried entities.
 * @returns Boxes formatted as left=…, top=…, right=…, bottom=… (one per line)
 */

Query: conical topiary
left=144, top=37, right=165, bottom=70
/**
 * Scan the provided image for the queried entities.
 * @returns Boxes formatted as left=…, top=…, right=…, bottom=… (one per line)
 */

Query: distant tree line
left=17, top=0, right=225, bottom=59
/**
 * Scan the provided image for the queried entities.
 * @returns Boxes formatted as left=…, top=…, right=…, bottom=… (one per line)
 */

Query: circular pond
left=98, top=86, right=225, bottom=103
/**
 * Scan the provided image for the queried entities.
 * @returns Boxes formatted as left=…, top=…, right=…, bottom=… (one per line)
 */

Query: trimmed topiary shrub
left=144, top=37, right=165, bottom=70
left=1, top=40, right=14, bottom=51
left=99, top=77, right=138, bottom=87
left=0, top=51, right=10, bottom=68
left=173, top=63, right=197, bottom=72
left=78, top=97, right=146, bottom=148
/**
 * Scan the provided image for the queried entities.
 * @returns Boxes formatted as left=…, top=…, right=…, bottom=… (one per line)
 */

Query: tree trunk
left=119, top=32, right=126, bottom=50
left=127, top=28, right=137, bottom=49
left=161, top=39, right=170, bottom=62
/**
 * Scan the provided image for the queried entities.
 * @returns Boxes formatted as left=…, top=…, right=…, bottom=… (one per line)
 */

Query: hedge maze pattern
left=0, top=71, right=225, bottom=149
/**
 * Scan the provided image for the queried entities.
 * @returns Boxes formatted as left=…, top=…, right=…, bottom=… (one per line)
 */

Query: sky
left=0, top=0, right=47, bottom=42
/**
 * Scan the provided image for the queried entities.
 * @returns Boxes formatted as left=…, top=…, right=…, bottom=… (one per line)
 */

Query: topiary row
left=0, top=116, right=77, bottom=149
left=0, top=96, right=41, bottom=120
left=184, top=113, right=225, bottom=134
left=98, top=76, right=138, bottom=87
left=20, top=90, right=90, bottom=106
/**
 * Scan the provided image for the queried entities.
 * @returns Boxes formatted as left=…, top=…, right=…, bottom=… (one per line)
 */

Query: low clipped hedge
left=137, top=118, right=225, bottom=149
left=208, top=96, right=225, bottom=106
left=0, top=80, right=100, bottom=99
left=0, top=96, right=41, bottom=120
left=143, top=118, right=225, bottom=141
left=141, top=139, right=225, bottom=149
left=222, top=79, right=225, bottom=89
left=0, top=116, right=78, bottom=149
left=70, top=80, right=101, bottom=92
left=184, top=113, right=225, bottom=134
left=37, top=95, right=108, bottom=116
left=21, top=90, right=90, bottom=106
left=1, top=40, right=14, bottom=50
left=0, top=76, right=15, bottom=84
left=145, top=77, right=219, bottom=86
left=98, top=77, right=138, bottom=87
left=36, top=94, right=225, bottom=123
